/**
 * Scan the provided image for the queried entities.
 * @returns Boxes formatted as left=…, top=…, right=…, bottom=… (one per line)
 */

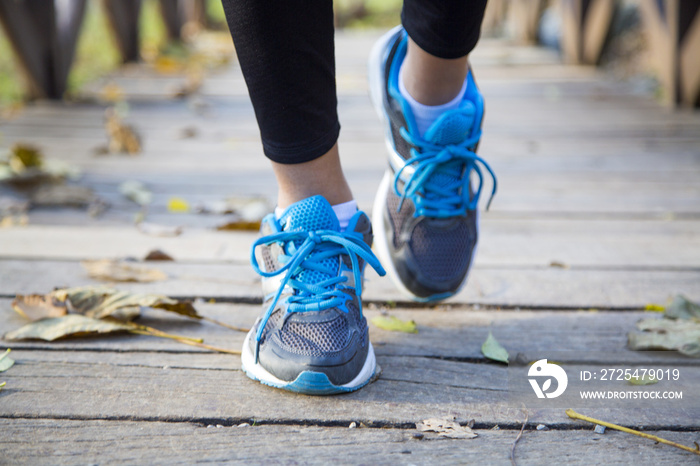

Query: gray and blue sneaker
left=242, top=195, right=386, bottom=395
left=368, top=26, right=497, bottom=302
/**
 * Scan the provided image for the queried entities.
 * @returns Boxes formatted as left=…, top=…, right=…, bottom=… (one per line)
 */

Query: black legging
left=220, top=0, right=488, bottom=165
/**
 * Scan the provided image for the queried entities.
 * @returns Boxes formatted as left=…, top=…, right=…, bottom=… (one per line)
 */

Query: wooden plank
left=1, top=217, right=698, bottom=266
left=0, top=259, right=698, bottom=308
left=2, top=419, right=699, bottom=465
left=0, top=301, right=688, bottom=362
left=1, top=353, right=698, bottom=428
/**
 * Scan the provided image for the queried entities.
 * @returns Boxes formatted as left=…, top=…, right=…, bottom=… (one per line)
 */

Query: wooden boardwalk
left=1, top=31, right=700, bottom=464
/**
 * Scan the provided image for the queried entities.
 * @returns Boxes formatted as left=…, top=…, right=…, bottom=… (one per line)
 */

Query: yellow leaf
left=644, top=303, right=665, bottom=312
left=154, top=56, right=182, bottom=74
left=167, top=197, right=190, bottom=213
left=370, top=315, right=417, bottom=333
left=216, top=220, right=261, bottom=231
left=100, top=83, right=124, bottom=102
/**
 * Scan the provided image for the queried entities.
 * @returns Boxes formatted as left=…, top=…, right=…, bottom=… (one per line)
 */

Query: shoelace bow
left=250, top=229, right=386, bottom=362
left=394, top=126, right=497, bottom=217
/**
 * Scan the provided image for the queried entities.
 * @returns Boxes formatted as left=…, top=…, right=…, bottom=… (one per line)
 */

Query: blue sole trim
left=243, top=367, right=374, bottom=396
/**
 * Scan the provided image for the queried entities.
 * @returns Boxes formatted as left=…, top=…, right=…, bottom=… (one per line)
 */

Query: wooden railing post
left=641, top=0, right=700, bottom=107
left=159, top=0, right=188, bottom=41
left=103, top=0, right=142, bottom=63
left=509, top=0, right=546, bottom=44
left=0, top=0, right=86, bottom=99
left=560, top=0, right=616, bottom=65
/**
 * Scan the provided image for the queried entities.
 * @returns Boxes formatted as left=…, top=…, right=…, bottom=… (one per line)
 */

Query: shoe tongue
left=279, top=196, right=340, bottom=287
left=423, top=101, right=476, bottom=146
left=418, top=102, right=477, bottom=194
left=280, top=195, right=340, bottom=234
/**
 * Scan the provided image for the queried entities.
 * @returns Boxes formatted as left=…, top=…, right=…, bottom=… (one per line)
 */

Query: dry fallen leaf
left=0, top=214, right=28, bottom=228
left=53, top=286, right=200, bottom=321
left=216, top=219, right=261, bottom=231
left=481, top=331, right=509, bottom=363
left=197, top=196, right=271, bottom=219
left=30, top=184, right=95, bottom=207
left=627, top=374, right=659, bottom=386
left=172, top=69, right=204, bottom=98
left=0, top=349, right=14, bottom=372
left=153, top=55, right=183, bottom=74
left=628, top=318, right=700, bottom=357
left=81, top=259, right=168, bottom=283
left=105, top=108, right=141, bottom=154
left=12, top=294, right=67, bottom=321
left=167, top=197, right=190, bottom=213
left=0, top=196, right=29, bottom=228
left=119, top=180, right=152, bottom=206
left=417, top=418, right=477, bottom=439
left=4, top=314, right=132, bottom=341
left=100, top=82, right=124, bottom=102
left=370, top=315, right=418, bottom=333
left=10, top=143, right=43, bottom=169
left=144, top=249, right=175, bottom=261
left=629, top=295, right=700, bottom=357
left=665, top=295, right=700, bottom=321
left=137, top=222, right=182, bottom=237
left=178, top=126, right=199, bottom=139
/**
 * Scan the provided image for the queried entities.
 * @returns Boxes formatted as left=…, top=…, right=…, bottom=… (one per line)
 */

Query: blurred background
left=0, top=0, right=698, bottom=110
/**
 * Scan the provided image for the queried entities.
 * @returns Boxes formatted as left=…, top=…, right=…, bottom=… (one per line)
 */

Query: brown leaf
left=178, top=126, right=199, bottom=139
left=144, top=249, right=175, bottom=261
left=216, top=220, right=261, bottom=231
left=4, top=314, right=132, bottom=341
left=81, top=259, right=168, bottom=283
left=105, top=108, right=141, bottom=155
left=1, top=144, right=78, bottom=185
left=12, top=294, right=67, bottom=321
left=52, top=286, right=201, bottom=322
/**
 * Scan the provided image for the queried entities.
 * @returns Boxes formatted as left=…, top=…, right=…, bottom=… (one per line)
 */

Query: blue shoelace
left=250, top=229, right=386, bottom=362
left=393, top=126, right=497, bottom=217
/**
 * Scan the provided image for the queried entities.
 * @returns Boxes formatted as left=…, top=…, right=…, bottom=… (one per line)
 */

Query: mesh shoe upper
left=248, top=196, right=384, bottom=386
left=371, top=27, right=496, bottom=301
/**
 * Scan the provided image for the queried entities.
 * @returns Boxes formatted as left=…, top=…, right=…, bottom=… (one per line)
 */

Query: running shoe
left=368, top=26, right=497, bottom=302
left=242, top=195, right=386, bottom=395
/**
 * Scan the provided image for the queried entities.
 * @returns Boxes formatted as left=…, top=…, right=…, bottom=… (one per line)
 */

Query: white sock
left=331, top=200, right=357, bottom=231
left=399, top=64, right=468, bottom=137
left=275, top=199, right=357, bottom=232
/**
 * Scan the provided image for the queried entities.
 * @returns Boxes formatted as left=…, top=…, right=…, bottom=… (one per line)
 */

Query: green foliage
left=67, top=1, right=120, bottom=96
left=0, top=26, right=24, bottom=106
left=481, top=332, right=509, bottom=363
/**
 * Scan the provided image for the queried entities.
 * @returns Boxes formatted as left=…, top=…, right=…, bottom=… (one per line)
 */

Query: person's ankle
left=399, top=65, right=467, bottom=137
